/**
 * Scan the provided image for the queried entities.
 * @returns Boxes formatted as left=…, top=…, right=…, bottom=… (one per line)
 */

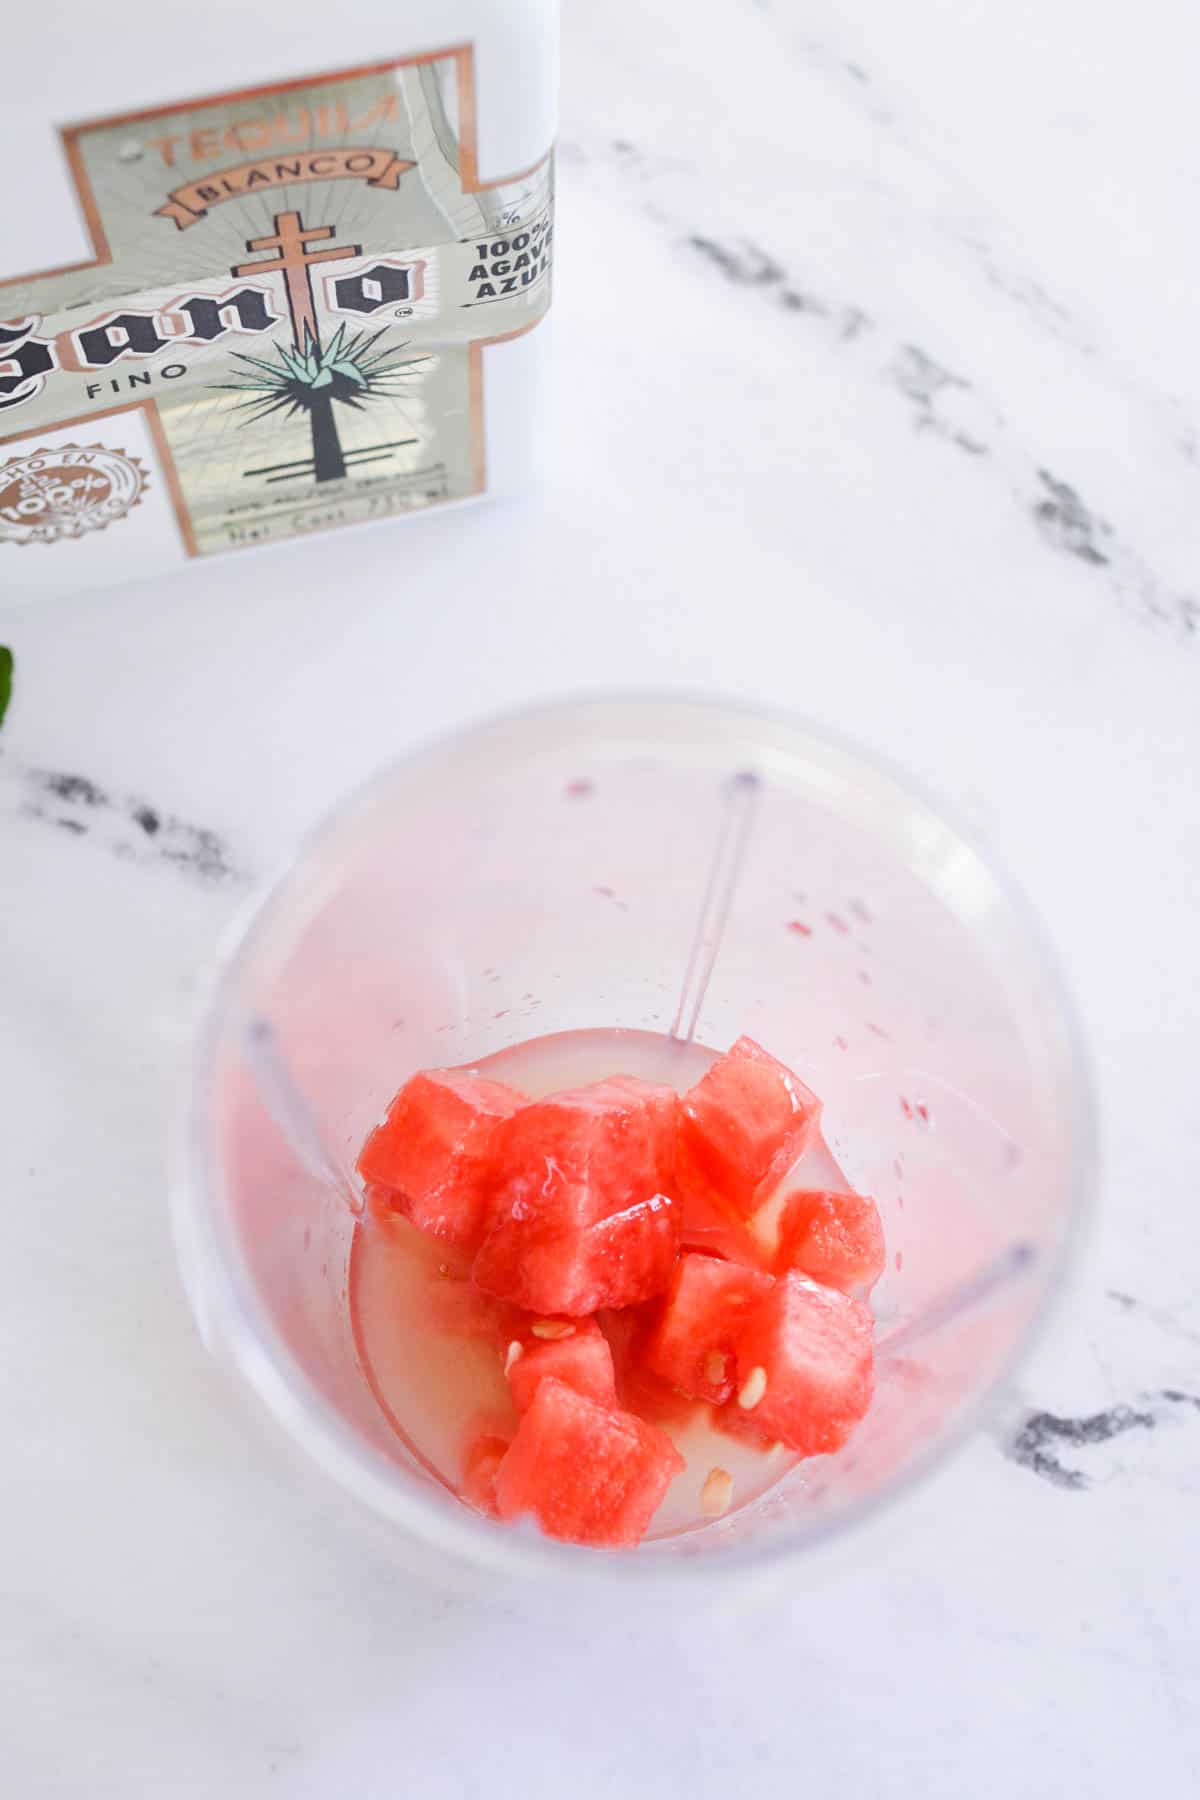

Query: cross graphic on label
left=233, top=211, right=360, bottom=352
left=227, top=209, right=368, bottom=483
left=219, top=207, right=431, bottom=485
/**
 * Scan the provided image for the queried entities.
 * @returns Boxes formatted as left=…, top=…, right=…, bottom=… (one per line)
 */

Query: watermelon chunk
left=494, top=1377, right=685, bottom=1547
left=676, top=1036, right=821, bottom=1220
left=729, top=1272, right=874, bottom=1456
left=676, top=1176, right=771, bottom=1269
left=776, top=1189, right=885, bottom=1295
left=474, top=1192, right=680, bottom=1315
left=488, top=1076, right=679, bottom=1233
left=476, top=1078, right=680, bottom=1311
left=357, top=1068, right=523, bottom=1250
left=505, top=1318, right=618, bottom=1413
left=645, top=1252, right=775, bottom=1404
left=596, top=1304, right=700, bottom=1426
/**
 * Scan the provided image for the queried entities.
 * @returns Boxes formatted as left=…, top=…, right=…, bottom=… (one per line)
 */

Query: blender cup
left=173, top=696, right=1093, bottom=1582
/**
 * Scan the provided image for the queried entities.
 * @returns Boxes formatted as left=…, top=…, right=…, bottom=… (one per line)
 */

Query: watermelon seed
left=437, top=1263, right=452, bottom=1278
left=701, top=1468, right=734, bottom=1517
left=704, top=1350, right=728, bottom=1387
left=531, top=1319, right=576, bottom=1340
left=737, top=1366, right=768, bottom=1410
left=504, top=1340, right=524, bottom=1373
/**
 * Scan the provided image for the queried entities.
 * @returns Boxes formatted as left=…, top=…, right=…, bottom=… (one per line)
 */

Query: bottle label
left=0, top=48, right=553, bottom=566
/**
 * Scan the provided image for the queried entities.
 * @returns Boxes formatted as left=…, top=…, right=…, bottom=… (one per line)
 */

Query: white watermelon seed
left=531, top=1319, right=575, bottom=1340
left=504, top=1340, right=523, bottom=1373
left=701, top=1468, right=734, bottom=1517
left=704, top=1350, right=728, bottom=1387
left=737, top=1366, right=768, bottom=1410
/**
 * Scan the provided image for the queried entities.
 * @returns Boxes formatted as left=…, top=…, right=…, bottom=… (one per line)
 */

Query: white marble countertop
left=4, top=2, right=1199, bottom=1793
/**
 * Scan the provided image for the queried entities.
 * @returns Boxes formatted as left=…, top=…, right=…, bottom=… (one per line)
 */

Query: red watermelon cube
left=676, top=1036, right=821, bottom=1220
left=729, top=1272, right=874, bottom=1457
left=776, top=1189, right=886, bottom=1295
left=645, top=1252, right=775, bottom=1404
left=474, top=1077, right=681, bottom=1313
left=357, top=1068, right=523, bottom=1250
left=505, top=1318, right=618, bottom=1413
left=494, top=1377, right=685, bottom=1547
left=489, top=1076, right=679, bottom=1233
left=473, top=1192, right=680, bottom=1315
left=600, top=1303, right=705, bottom=1425
left=597, top=1304, right=701, bottom=1427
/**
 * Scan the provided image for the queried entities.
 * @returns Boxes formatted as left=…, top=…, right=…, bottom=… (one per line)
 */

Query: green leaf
left=308, top=367, right=333, bottom=389
left=327, top=359, right=368, bottom=387
left=231, top=348, right=286, bottom=374
left=279, top=346, right=310, bottom=382
left=324, top=323, right=347, bottom=364
left=0, top=646, right=11, bottom=732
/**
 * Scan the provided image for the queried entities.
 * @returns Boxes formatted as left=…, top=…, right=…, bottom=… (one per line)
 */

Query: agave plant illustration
left=217, top=325, right=432, bottom=484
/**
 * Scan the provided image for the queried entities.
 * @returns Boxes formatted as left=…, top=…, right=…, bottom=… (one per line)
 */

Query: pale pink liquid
left=349, top=1027, right=852, bottom=1539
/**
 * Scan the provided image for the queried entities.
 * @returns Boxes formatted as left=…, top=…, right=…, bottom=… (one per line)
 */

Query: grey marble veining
left=5, top=753, right=246, bottom=884
left=556, top=123, right=1198, bottom=635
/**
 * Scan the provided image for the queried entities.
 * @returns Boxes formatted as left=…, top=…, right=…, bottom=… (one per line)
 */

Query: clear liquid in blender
left=348, top=1026, right=851, bottom=1539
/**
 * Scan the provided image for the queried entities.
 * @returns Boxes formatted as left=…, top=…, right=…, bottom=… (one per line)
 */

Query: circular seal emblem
left=0, top=443, right=147, bottom=547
